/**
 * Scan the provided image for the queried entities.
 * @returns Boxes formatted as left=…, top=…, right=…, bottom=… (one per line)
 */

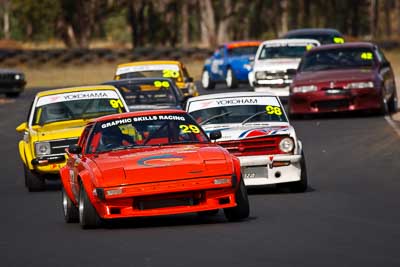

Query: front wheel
left=79, top=184, right=101, bottom=229
left=201, top=70, right=215, bottom=90
left=62, top=187, right=79, bottom=223
left=24, top=166, right=45, bottom=192
left=226, top=68, right=238, bottom=89
left=224, top=178, right=249, bottom=222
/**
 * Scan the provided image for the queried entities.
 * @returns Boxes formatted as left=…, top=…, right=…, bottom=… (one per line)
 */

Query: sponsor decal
left=188, top=96, right=280, bottom=112
left=37, top=90, right=119, bottom=107
left=137, top=154, right=185, bottom=166
left=101, top=115, right=186, bottom=128
left=239, top=126, right=289, bottom=138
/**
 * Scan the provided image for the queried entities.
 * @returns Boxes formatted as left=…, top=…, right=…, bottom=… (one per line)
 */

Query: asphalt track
left=1, top=83, right=400, bottom=267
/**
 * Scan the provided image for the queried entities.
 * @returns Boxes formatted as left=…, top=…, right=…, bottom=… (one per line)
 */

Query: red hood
left=294, top=68, right=375, bottom=85
left=91, top=145, right=231, bottom=187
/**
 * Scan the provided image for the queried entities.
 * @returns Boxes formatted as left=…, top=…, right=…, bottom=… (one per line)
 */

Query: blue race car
left=201, top=41, right=261, bottom=89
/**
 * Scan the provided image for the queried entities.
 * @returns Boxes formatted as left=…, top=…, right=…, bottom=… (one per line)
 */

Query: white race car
left=249, top=39, right=320, bottom=99
left=186, top=92, right=307, bottom=192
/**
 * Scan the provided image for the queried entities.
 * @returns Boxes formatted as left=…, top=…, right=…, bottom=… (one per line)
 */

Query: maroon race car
left=289, top=42, right=397, bottom=116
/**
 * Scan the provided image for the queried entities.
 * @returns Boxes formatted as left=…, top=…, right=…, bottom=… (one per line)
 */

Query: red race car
left=289, top=42, right=397, bottom=116
left=60, top=110, right=249, bottom=228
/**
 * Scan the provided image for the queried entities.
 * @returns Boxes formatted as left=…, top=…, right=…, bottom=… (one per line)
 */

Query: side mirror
left=16, top=122, right=28, bottom=133
left=209, top=130, right=222, bottom=141
left=68, top=144, right=82, bottom=155
left=184, top=77, right=194, bottom=83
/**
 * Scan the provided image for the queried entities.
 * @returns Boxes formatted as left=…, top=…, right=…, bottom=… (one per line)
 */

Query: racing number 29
left=179, top=124, right=200, bottom=134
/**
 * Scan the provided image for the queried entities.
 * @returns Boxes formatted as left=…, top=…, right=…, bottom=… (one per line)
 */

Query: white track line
left=385, top=115, right=400, bottom=137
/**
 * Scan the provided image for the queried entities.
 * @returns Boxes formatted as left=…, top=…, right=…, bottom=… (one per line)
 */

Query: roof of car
left=117, top=60, right=182, bottom=69
left=306, top=42, right=375, bottom=52
left=102, top=77, right=174, bottom=85
left=284, top=28, right=343, bottom=36
left=93, top=109, right=187, bottom=123
left=223, top=40, right=262, bottom=49
left=36, top=85, right=119, bottom=97
left=187, top=92, right=279, bottom=102
left=260, top=38, right=321, bottom=46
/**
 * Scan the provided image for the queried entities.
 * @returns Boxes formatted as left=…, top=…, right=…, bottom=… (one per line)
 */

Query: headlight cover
left=292, top=85, right=317, bottom=93
left=344, top=81, right=374, bottom=89
left=279, top=137, right=294, bottom=153
left=255, top=71, right=267, bottom=79
left=35, top=142, right=51, bottom=156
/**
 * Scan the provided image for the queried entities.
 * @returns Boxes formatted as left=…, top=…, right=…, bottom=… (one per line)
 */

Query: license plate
left=243, top=166, right=267, bottom=179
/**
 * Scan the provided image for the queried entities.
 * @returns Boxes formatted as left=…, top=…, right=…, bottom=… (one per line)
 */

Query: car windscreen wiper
left=241, top=111, right=268, bottom=125
left=200, top=111, right=232, bottom=125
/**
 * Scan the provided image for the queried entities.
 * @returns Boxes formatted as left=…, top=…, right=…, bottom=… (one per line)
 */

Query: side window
left=78, top=124, right=93, bottom=149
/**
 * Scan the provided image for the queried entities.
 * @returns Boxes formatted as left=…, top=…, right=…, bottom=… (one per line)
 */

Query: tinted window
left=227, top=46, right=259, bottom=56
left=259, top=45, right=308, bottom=59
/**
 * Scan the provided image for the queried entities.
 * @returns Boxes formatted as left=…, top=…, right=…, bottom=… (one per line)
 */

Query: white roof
left=187, top=91, right=280, bottom=102
left=260, top=38, right=321, bottom=46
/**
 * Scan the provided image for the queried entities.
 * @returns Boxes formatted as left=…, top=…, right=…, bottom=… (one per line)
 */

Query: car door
left=375, top=47, right=395, bottom=101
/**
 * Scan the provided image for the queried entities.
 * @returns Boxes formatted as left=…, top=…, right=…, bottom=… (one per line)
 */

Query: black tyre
left=24, top=166, right=45, bottom=192
left=79, top=184, right=101, bottom=229
left=201, top=69, right=215, bottom=90
left=226, top=68, right=238, bottom=89
left=286, top=152, right=308, bottom=193
left=62, top=187, right=79, bottom=223
left=6, top=92, right=20, bottom=98
left=388, top=90, right=398, bottom=113
left=197, top=209, right=219, bottom=217
left=224, top=178, right=250, bottom=222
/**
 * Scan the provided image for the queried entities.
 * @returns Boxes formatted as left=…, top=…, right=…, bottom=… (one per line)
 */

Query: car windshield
left=109, top=80, right=178, bottom=106
left=299, top=48, right=375, bottom=72
left=117, top=65, right=183, bottom=82
left=32, top=90, right=126, bottom=125
left=227, top=46, right=259, bottom=56
left=188, top=96, right=287, bottom=124
left=86, top=113, right=209, bottom=153
left=259, top=45, right=308, bottom=59
left=286, top=34, right=341, bottom=44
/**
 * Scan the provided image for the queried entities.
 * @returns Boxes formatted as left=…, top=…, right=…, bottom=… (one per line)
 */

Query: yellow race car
left=114, top=60, right=199, bottom=97
left=16, top=85, right=128, bottom=191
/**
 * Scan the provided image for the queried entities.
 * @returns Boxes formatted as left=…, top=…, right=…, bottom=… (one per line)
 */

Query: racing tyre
left=62, top=187, right=79, bottom=223
left=201, top=69, right=215, bottom=90
left=224, top=178, right=249, bottom=222
left=378, top=95, right=389, bottom=115
left=197, top=209, right=219, bottom=217
left=286, top=152, right=308, bottom=193
left=79, top=184, right=101, bottom=229
left=24, top=166, right=45, bottom=192
left=388, top=91, right=398, bottom=114
left=226, top=68, right=238, bottom=89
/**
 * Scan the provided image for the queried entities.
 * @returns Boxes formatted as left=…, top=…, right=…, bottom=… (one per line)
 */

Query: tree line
left=0, top=0, right=400, bottom=49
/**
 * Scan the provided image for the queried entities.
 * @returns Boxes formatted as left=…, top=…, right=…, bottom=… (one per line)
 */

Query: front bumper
left=239, top=154, right=302, bottom=186
left=254, top=85, right=290, bottom=97
left=91, top=176, right=237, bottom=219
left=289, top=88, right=382, bottom=114
left=31, top=155, right=66, bottom=175
left=0, top=80, right=26, bottom=93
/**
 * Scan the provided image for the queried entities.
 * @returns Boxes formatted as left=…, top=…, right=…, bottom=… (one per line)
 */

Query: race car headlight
left=279, top=137, right=294, bottom=153
left=292, top=85, right=317, bottom=93
left=344, top=81, right=374, bottom=89
left=35, top=142, right=51, bottom=156
left=255, top=71, right=267, bottom=79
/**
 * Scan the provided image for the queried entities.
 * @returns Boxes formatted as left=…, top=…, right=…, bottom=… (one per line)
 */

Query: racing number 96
left=163, top=69, right=180, bottom=78
left=266, top=105, right=282, bottom=115
left=179, top=124, right=200, bottom=134
left=109, top=99, right=124, bottom=109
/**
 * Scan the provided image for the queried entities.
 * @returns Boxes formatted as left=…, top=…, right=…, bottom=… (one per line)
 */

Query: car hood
left=294, top=68, right=375, bottom=84
left=92, top=145, right=231, bottom=187
left=32, top=120, right=87, bottom=141
left=253, top=58, right=301, bottom=72
left=202, top=122, right=291, bottom=141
